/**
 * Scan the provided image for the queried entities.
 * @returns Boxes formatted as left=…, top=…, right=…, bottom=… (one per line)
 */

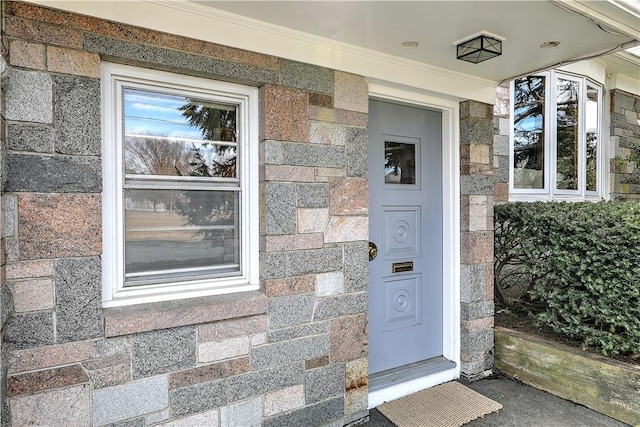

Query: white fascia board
left=24, top=0, right=498, bottom=104
left=552, top=0, right=640, bottom=40
left=611, top=72, right=640, bottom=96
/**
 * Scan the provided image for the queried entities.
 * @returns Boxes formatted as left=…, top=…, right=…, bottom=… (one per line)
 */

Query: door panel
left=368, top=99, right=443, bottom=374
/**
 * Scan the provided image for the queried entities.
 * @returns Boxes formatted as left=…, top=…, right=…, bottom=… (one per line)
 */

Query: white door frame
left=368, top=80, right=461, bottom=407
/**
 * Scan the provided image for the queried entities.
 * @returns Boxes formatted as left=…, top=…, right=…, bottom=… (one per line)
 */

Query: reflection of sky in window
left=124, top=89, right=204, bottom=141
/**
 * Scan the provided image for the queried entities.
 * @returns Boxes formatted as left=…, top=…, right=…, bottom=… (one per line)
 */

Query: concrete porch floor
left=362, top=374, right=629, bottom=427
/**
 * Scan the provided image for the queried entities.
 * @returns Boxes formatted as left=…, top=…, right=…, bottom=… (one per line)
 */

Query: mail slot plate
left=392, top=261, right=413, bottom=273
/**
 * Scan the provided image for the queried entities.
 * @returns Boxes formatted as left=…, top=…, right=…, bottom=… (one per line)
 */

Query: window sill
left=103, top=291, right=268, bottom=337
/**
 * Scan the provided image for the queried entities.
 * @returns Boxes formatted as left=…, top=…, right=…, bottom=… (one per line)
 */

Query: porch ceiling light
left=456, top=32, right=503, bottom=64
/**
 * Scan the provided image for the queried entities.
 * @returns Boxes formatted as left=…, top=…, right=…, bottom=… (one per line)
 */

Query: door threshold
left=368, top=357, right=457, bottom=408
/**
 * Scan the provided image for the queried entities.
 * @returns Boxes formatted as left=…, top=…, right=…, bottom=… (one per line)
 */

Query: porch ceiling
left=193, top=0, right=640, bottom=83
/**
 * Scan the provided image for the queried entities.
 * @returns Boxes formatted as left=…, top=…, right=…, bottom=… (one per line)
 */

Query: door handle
left=369, top=242, right=378, bottom=261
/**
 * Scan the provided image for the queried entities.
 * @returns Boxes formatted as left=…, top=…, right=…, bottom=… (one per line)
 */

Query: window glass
left=385, top=141, right=416, bottom=184
left=586, top=84, right=599, bottom=192
left=556, top=78, right=580, bottom=190
left=513, top=76, right=545, bottom=189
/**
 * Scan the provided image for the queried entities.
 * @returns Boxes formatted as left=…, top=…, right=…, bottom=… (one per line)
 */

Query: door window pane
left=556, top=78, right=580, bottom=190
left=513, top=76, right=545, bottom=189
left=385, top=141, right=416, bottom=184
left=586, top=84, right=599, bottom=192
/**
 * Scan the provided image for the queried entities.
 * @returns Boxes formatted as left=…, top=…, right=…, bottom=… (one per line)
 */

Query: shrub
left=494, top=201, right=640, bottom=356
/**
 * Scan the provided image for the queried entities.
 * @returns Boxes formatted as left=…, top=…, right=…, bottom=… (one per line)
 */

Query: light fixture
left=455, top=32, right=504, bottom=64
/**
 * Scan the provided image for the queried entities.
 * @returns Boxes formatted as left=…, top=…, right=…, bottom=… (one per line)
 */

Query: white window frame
left=101, top=63, right=259, bottom=307
left=509, top=70, right=604, bottom=201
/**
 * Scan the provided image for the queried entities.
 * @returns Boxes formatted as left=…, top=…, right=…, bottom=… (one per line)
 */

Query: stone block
left=460, top=263, right=490, bottom=304
left=263, top=396, right=344, bottom=427
left=107, top=418, right=145, bottom=427
left=334, top=71, right=368, bottom=113
left=6, top=153, right=101, bottom=193
left=310, top=121, right=347, bottom=146
left=261, top=233, right=324, bottom=252
left=280, top=59, right=333, bottom=94
left=7, top=123, right=53, bottom=153
left=47, top=46, right=100, bottom=78
left=170, top=379, right=226, bottom=417
left=493, top=182, right=509, bottom=203
left=460, top=231, right=493, bottom=264
left=263, top=275, right=315, bottom=298
left=285, top=247, right=343, bottom=277
left=4, top=68, right=52, bottom=123
left=316, top=271, right=344, bottom=296
left=345, top=358, right=368, bottom=415
left=3, top=195, right=16, bottom=239
left=5, top=15, right=83, bottom=48
left=220, top=396, right=263, bottom=427
left=296, top=183, right=330, bottom=208
left=330, top=178, right=368, bottom=215
left=324, top=216, right=368, bottom=243
left=494, top=155, right=510, bottom=183
left=264, top=182, right=297, bottom=235
left=9, top=384, right=90, bottom=427
left=263, top=165, right=315, bottom=182
left=83, top=355, right=131, bottom=389
left=169, top=357, right=249, bottom=389
left=83, top=34, right=278, bottom=85
left=260, top=85, right=308, bottom=142
left=7, top=364, right=89, bottom=396
left=216, top=315, right=269, bottom=340
left=260, top=252, right=288, bottom=279
left=461, top=300, right=495, bottom=321
left=330, top=314, right=368, bottom=362
left=5, top=311, right=55, bottom=350
left=55, top=257, right=103, bottom=342
left=467, top=195, right=489, bottom=232
left=309, top=92, right=333, bottom=108
left=306, top=355, right=330, bottom=370
left=226, top=362, right=304, bottom=402
left=161, top=409, right=219, bottom=427
left=343, top=241, right=368, bottom=292
left=264, top=384, right=305, bottom=416
left=10, top=278, right=54, bottom=312
left=268, top=292, right=315, bottom=329
left=9, top=39, right=45, bottom=70
left=265, top=140, right=345, bottom=168
left=250, top=335, right=330, bottom=370
left=460, top=117, right=493, bottom=145
left=461, top=317, right=494, bottom=334
left=198, top=336, right=250, bottom=363
left=132, top=326, right=196, bottom=379
left=493, top=134, right=509, bottom=156
left=266, top=321, right=329, bottom=343
left=461, top=329, right=494, bottom=353
left=460, top=100, right=493, bottom=120
left=305, top=363, right=345, bottom=404
left=9, top=340, right=97, bottom=374
left=346, top=127, right=368, bottom=177
left=92, top=376, right=169, bottom=426
left=315, top=292, right=368, bottom=321
left=53, top=75, right=101, bottom=155
left=251, top=333, right=267, bottom=346
left=298, top=208, right=330, bottom=233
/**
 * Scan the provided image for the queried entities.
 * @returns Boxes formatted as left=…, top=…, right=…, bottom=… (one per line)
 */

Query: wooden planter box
left=495, top=326, right=640, bottom=426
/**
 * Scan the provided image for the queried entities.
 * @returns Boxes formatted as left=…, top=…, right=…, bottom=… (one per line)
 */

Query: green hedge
left=494, top=201, right=640, bottom=356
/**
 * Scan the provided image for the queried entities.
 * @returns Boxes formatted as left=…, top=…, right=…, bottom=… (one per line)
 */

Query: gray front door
left=368, top=99, right=443, bottom=375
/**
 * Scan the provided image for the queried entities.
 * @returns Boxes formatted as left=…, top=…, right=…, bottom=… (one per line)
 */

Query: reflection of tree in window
left=385, top=142, right=415, bottom=184
left=513, top=76, right=545, bottom=189
left=556, top=79, right=579, bottom=190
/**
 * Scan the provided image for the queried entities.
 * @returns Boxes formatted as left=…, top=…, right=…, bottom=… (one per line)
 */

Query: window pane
left=556, top=78, right=579, bottom=190
left=123, top=88, right=237, bottom=178
left=385, top=141, right=416, bottom=184
left=513, top=76, right=545, bottom=189
left=586, top=85, right=599, bottom=192
left=124, top=188, right=239, bottom=283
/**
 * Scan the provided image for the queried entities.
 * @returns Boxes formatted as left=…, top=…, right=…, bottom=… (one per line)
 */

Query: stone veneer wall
left=609, top=90, right=640, bottom=201
left=458, top=100, right=503, bottom=381
left=0, top=1, right=369, bottom=426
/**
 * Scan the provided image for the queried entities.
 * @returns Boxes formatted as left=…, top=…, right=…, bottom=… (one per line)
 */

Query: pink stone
left=216, top=315, right=268, bottom=339
left=6, top=260, right=53, bottom=279
left=8, top=365, right=89, bottom=397
left=11, top=278, right=54, bottom=312
left=9, top=341, right=97, bottom=374
left=329, top=178, right=368, bottom=216
left=47, top=46, right=100, bottom=78
left=9, top=39, right=45, bottom=70
left=264, top=165, right=315, bottom=182
left=260, top=85, right=308, bottom=142
left=330, top=314, right=368, bottom=362
left=334, top=72, right=368, bottom=113
left=264, top=275, right=315, bottom=298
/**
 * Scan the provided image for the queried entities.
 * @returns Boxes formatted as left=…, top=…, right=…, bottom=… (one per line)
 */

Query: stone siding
left=0, top=1, right=369, bottom=426
left=610, top=90, right=640, bottom=201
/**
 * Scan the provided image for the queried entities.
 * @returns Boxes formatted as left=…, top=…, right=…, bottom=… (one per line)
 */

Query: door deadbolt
left=368, top=242, right=378, bottom=261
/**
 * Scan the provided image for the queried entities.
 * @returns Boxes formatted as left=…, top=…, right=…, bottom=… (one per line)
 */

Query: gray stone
left=494, top=155, right=510, bottom=183
left=460, top=175, right=495, bottom=195
left=4, top=68, right=52, bottom=123
left=226, top=362, right=305, bottom=402
left=84, top=34, right=277, bottom=85
left=460, top=117, right=494, bottom=145
left=461, top=329, right=494, bottom=353
left=55, top=257, right=103, bottom=342
left=279, top=142, right=345, bottom=168
left=286, top=247, right=343, bottom=277
left=220, top=396, right=262, bottom=427
left=262, top=140, right=284, bottom=165
left=3, top=195, right=16, bottom=238
left=5, top=153, right=101, bottom=193
left=263, top=396, right=344, bottom=427
left=612, top=90, right=636, bottom=112
left=296, top=183, right=329, bottom=208
left=170, top=379, right=226, bottom=417
left=492, top=134, right=509, bottom=157
left=260, top=251, right=288, bottom=279
left=346, top=127, right=368, bottom=177
left=280, top=59, right=334, bottom=94
left=7, top=124, right=53, bottom=153
left=305, top=363, right=345, bottom=404
left=267, top=321, right=329, bottom=342
left=132, top=326, right=196, bottom=378
left=54, top=75, right=101, bottom=155
left=461, top=300, right=495, bottom=321
left=144, top=409, right=170, bottom=425
left=250, top=334, right=330, bottom=370
left=2, top=284, right=14, bottom=329
left=268, top=293, right=316, bottom=329
left=264, top=182, right=297, bottom=235
left=460, top=264, right=488, bottom=304
left=5, top=311, right=55, bottom=350
left=9, top=384, right=90, bottom=426
left=313, top=292, right=368, bottom=321
left=93, top=375, right=169, bottom=426
left=611, top=113, right=629, bottom=130
left=105, top=418, right=145, bottom=427
left=343, top=241, right=368, bottom=292
left=460, top=100, right=491, bottom=120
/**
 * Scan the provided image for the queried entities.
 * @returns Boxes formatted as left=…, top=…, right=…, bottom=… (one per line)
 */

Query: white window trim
left=509, top=71, right=605, bottom=202
left=101, top=63, right=259, bottom=307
